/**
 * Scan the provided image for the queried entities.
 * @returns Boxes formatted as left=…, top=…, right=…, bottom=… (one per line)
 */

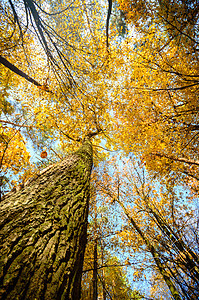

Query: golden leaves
left=0, top=127, right=30, bottom=174
left=108, top=19, right=199, bottom=183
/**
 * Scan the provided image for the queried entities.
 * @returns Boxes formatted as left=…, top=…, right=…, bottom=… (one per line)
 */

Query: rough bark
left=0, top=138, right=93, bottom=300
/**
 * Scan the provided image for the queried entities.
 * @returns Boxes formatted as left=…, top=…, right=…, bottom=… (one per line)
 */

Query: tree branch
left=0, top=120, right=32, bottom=128
left=106, top=0, right=112, bottom=49
left=152, top=152, right=199, bottom=166
left=0, top=55, right=52, bottom=92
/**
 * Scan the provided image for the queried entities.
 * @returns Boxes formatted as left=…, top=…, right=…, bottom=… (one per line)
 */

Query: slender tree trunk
left=102, top=268, right=106, bottom=300
left=0, top=138, right=93, bottom=300
left=92, top=237, right=98, bottom=300
left=92, top=205, right=98, bottom=300
left=117, top=199, right=182, bottom=300
left=100, top=243, right=106, bottom=300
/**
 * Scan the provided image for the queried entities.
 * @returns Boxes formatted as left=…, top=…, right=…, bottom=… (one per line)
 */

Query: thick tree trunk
left=0, top=138, right=93, bottom=300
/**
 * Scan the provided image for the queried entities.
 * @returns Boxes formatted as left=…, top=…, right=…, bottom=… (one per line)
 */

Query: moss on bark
left=0, top=139, right=93, bottom=300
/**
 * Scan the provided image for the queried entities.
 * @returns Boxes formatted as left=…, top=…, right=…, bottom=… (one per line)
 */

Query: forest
left=0, top=0, right=199, bottom=299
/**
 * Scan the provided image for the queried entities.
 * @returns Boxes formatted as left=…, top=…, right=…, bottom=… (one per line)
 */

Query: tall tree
left=0, top=136, right=93, bottom=299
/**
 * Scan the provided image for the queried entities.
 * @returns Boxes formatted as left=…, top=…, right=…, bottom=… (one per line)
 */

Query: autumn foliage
left=1, top=0, right=199, bottom=298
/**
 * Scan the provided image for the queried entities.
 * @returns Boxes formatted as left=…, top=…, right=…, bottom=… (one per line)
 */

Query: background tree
left=80, top=170, right=144, bottom=300
left=97, top=157, right=199, bottom=299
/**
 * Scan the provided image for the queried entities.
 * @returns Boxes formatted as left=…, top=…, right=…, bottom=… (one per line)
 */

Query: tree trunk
left=117, top=199, right=182, bottom=300
left=92, top=205, right=98, bottom=300
left=0, top=138, right=93, bottom=300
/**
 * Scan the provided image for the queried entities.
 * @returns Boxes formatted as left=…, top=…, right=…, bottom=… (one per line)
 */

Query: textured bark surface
left=0, top=139, right=93, bottom=300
